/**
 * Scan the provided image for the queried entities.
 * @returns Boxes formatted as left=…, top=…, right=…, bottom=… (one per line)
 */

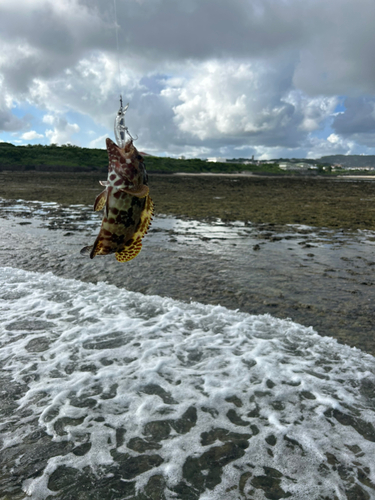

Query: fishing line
left=113, top=0, right=136, bottom=145
left=113, top=0, right=123, bottom=97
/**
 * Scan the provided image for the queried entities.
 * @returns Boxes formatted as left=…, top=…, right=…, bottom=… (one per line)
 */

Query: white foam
left=1, top=266, right=375, bottom=499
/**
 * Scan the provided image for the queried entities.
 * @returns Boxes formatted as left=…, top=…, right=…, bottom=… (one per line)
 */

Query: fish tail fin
left=115, top=237, right=143, bottom=262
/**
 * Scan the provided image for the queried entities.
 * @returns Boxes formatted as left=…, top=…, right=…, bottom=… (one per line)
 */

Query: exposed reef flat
left=1, top=170, right=375, bottom=230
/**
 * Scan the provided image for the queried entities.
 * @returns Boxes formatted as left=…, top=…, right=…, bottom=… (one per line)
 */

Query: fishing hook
left=114, top=97, right=138, bottom=147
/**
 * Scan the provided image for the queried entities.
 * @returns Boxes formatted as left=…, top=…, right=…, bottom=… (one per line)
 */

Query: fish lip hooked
left=106, top=137, right=123, bottom=154
left=106, top=137, right=119, bottom=148
left=106, top=137, right=135, bottom=167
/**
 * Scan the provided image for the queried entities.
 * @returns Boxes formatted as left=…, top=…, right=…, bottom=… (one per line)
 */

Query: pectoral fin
left=80, top=245, right=94, bottom=256
left=93, top=190, right=107, bottom=211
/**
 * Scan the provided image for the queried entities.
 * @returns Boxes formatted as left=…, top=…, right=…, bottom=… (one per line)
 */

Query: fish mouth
left=106, top=137, right=122, bottom=151
left=106, top=137, right=135, bottom=158
left=106, top=137, right=129, bottom=161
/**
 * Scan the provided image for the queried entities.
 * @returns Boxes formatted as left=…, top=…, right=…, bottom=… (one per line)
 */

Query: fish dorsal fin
left=93, top=190, right=107, bottom=211
left=115, top=196, right=154, bottom=263
left=120, top=185, right=149, bottom=198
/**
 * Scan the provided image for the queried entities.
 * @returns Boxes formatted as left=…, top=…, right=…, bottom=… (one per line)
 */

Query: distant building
left=279, top=162, right=314, bottom=170
left=206, top=157, right=227, bottom=163
left=296, top=162, right=314, bottom=169
left=279, top=162, right=297, bottom=170
left=345, top=166, right=375, bottom=171
left=207, top=157, right=227, bottom=163
left=243, top=160, right=260, bottom=165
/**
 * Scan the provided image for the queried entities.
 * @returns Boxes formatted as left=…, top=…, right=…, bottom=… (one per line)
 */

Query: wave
left=1, top=267, right=375, bottom=499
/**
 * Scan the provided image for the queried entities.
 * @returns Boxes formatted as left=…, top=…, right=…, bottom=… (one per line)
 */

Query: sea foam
left=1, top=266, right=375, bottom=499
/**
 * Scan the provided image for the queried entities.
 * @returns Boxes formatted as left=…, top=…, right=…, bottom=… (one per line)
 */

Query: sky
left=1, top=0, right=375, bottom=159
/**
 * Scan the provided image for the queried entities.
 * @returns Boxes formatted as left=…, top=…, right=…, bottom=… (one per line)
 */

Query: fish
left=81, top=137, right=153, bottom=262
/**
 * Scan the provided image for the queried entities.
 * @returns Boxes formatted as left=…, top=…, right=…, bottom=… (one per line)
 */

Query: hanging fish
left=81, top=137, right=153, bottom=262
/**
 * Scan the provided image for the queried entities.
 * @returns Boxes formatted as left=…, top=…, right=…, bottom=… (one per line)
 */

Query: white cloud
left=284, top=92, right=338, bottom=132
left=42, top=114, right=54, bottom=125
left=306, top=135, right=357, bottom=158
left=21, top=130, right=44, bottom=140
left=45, top=116, right=80, bottom=145
left=327, top=134, right=341, bottom=144
left=1, top=0, right=375, bottom=158
left=173, top=61, right=259, bottom=140
left=169, top=60, right=337, bottom=153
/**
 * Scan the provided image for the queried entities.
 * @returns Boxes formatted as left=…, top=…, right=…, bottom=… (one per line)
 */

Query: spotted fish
left=81, top=137, right=153, bottom=262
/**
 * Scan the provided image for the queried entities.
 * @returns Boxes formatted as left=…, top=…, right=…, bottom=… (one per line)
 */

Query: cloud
left=88, top=133, right=108, bottom=149
left=1, top=0, right=375, bottom=157
left=0, top=79, right=26, bottom=132
left=0, top=0, right=109, bottom=93
left=333, top=97, right=375, bottom=136
left=171, top=60, right=337, bottom=149
left=293, top=0, right=375, bottom=96
left=21, top=130, right=44, bottom=140
left=305, top=135, right=358, bottom=158
left=0, top=106, right=25, bottom=132
left=42, top=114, right=55, bottom=125
left=45, top=116, right=80, bottom=145
left=2, top=0, right=374, bottom=95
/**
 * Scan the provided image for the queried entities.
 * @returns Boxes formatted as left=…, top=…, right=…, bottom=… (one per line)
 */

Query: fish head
left=106, top=137, right=148, bottom=189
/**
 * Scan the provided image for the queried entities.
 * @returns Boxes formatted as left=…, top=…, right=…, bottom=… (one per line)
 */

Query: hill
left=320, top=155, right=375, bottom=168
left=0, top=143, right=282, bottom=174
left=3, top=142, right=374, bottom=174
left=0, top=143, right=107, bottom=172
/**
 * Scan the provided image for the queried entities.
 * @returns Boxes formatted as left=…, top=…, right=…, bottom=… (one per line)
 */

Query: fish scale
left=81, top=138, right=153, bottom=262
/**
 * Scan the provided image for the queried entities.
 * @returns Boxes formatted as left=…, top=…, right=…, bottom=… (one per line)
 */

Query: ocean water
left=1, top=197, right=375, bottom=355
left=0, top=198, right=375, bottom=499
left=1, top=267, right=375, bottom=499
